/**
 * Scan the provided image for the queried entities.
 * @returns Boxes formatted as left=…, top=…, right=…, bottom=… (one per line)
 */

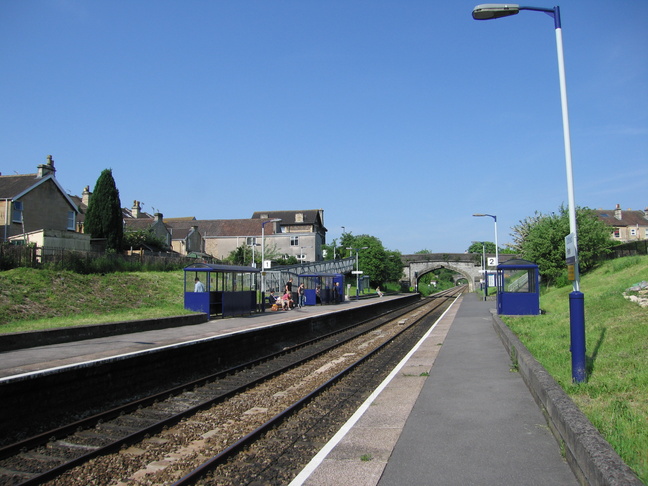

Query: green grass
left=0, top=268, right=192, bottom=333
left=502, top=255, right=648, bottom=482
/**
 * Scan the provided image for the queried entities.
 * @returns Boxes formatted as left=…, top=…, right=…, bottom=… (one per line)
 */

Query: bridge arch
left=410, top=262, right=478, bottom=292
left=400, top=253, right=519, bottom=293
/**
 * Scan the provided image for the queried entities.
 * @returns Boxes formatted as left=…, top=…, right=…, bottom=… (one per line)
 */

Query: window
left=630, top=228, right=637, bottom=236
left=12, top=201, right=23, bottom=223
left=290, top=236, right=299, bottom=246
left=246, top=237, right=256, bottom=246
left=67, top=211, right=76, bottom=230
left=613, top=228, right=620, bottom=238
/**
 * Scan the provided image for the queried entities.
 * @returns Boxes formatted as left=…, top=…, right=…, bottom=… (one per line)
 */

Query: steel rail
left=172, top=287, right=464, bottom=485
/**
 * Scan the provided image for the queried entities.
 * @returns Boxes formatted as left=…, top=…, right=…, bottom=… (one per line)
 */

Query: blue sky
left=1, top=1, right=646, bottom=254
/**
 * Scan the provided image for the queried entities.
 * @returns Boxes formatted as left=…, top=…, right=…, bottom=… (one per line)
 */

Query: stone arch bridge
left=400, top=253, right=517, bottom=292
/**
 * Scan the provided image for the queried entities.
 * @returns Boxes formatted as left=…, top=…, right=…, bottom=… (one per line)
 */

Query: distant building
left=0, top=156, right=89, bottom=251
left=163, top=209, right=326, bottom=263
left=592, top=204, right=648, bottom=243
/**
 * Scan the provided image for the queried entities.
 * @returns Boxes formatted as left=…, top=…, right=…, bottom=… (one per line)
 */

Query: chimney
left=37, top=155, right=56, bottom=178
left=614, top=204, right=622, bottom=220
left=132, top=200, right=142, bottom=218
left=82, top=186, right=91, bottom=207
left=154, top=212, right=163, bottom=223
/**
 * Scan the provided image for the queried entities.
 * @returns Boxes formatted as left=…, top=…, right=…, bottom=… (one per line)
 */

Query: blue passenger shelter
left=298, top=273, right=344, bottom=305
left=496, top=259, right=540, bottom=315
left=184, top=263, right=260, bottom=317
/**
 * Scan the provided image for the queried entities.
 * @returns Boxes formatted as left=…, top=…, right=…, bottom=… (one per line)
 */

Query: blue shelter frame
left=184, top=263, right=260, bottom=317
left=496, top=259, right=540, bottom=315
left=298, top=273, right=344, bottom=305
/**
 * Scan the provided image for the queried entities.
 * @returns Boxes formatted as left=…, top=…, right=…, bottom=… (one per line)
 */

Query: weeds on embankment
left=503, top=255, right=648, bottom=483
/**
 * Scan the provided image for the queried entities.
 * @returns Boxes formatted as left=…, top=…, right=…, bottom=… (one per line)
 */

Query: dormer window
left=295, top=213, right=304, bottom=223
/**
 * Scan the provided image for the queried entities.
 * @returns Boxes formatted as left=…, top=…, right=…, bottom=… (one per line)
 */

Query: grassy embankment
left=0, top=267, right=191, bottom=332
left=502, top=255, right=647, bottom=483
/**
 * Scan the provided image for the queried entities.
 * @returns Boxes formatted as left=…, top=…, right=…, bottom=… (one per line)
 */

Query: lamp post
left=472, top=4, right=586, bottom=383
left=473, top=213, right=499, bottom=267
left=472, top=240, right=487, bottom=301
left=346, top=246, right=368, bottom=300
left=261, top=218, right=281, bottom=296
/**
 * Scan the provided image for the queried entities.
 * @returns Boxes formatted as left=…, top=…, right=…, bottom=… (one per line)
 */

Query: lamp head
left=472, top=4, right=520, bottom=20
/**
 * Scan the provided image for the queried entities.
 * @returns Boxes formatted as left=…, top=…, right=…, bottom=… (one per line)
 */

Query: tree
left=345, top=234, right=403, bottom=287
left=85, top=169, right=123, bottom=251
left=514, top=205, right=612, bottom=285
left=466, top=241, right=497, bottom=254
left=123, top=229, right=168, bottom=252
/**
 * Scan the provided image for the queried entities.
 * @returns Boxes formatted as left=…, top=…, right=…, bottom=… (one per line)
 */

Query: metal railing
left=263, top=257, right=356, bottom=292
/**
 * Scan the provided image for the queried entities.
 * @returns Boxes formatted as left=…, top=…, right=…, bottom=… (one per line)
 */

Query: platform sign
left=487, top=257, right=498, bottom=267
left=263, top=260, right=272, bottom=269
left=351, top=270, right=363, bottom=275
left=565, top=233, right=576, bottom=265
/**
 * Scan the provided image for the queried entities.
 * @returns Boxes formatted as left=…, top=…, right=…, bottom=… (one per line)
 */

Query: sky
left=1, top=1, right=646, bottom=254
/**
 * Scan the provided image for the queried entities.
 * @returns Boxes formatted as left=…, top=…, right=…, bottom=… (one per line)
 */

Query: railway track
left=0, top=287, right=464, bottom=485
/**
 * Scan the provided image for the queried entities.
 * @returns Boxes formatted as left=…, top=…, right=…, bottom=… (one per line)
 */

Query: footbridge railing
left=263, top=257, right=356, bottom=292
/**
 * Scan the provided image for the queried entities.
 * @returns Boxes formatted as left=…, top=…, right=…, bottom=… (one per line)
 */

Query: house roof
left=124, top=218, right=156, bottom=231
left=165, top=218, right=272, bottom=237
left=251, top=209, right=325, bottom=228
left=593, top=207, right=648, bottom=227
left=0, top=173, right=79, bottom=212
left=0, top=174, right=40, bottom=198
left=122, top=207, right=154, bottom=219
left=171, top=227, right=193, bottom=240
left=164, top=216, right=196, bottom=222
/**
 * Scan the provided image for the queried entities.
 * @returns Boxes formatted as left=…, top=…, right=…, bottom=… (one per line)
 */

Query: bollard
left=569, top=291, right=586, bottom=383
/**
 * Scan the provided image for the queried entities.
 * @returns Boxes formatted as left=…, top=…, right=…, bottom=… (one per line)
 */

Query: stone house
left=251, top=209, right=326, bottom=262
left=0, top=156, right=89, bottom=250
left=122, top=202, right=172, bottom=250
left=164, top=210, right=326, bottom=263
left=592, top=204, right=648, bottom=243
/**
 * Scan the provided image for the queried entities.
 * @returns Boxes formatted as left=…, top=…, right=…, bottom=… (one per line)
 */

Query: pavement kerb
left=491, top=311, right=643, bottom=486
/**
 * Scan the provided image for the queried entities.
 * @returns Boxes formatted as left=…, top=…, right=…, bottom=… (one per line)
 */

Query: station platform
left=290, top=292, right=579, bottom=486
left=0, top=295, right=402, bottom=380
left=2, top=292, right=635, bottom=485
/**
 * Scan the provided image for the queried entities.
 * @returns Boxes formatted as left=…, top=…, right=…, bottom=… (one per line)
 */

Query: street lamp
left=472, top=4, right=586, bottom=383
left=346, top=246, right=368, bottom=300
left=473, top=213, right=499, bottom=267
left=472, top=240, right=487, bottom=301
left=261, top=218, right=281, bottom=295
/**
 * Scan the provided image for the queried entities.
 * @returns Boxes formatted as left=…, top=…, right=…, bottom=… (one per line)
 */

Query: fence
left=600, top=240, right=648, bottom=261
left=0, top=244, right=197, bottom=272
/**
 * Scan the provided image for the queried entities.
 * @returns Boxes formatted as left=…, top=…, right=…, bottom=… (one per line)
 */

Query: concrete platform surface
left=291, top=293, right=579, bottom=486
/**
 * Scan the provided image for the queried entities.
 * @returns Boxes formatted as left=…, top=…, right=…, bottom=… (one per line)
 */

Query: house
left=164, top=210, right=326, bottom=263
left=593, top=204, right=648, bottom=243
left=170, top=225, right=204, bottom=256
left=164, top=218, right=272, bottom=261
left=122, top=202, right=172, bottom=250
left=251, top=210, right=326, bottom=262
left=0, top=156, right=89, bottom=251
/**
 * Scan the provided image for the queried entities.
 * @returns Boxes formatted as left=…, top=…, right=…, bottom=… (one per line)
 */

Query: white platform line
left=288, top=296, right=460, bottom=486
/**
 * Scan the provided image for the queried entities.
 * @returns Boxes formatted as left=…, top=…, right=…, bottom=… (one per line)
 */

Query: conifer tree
left=85, top=169, right=123, bottom=251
